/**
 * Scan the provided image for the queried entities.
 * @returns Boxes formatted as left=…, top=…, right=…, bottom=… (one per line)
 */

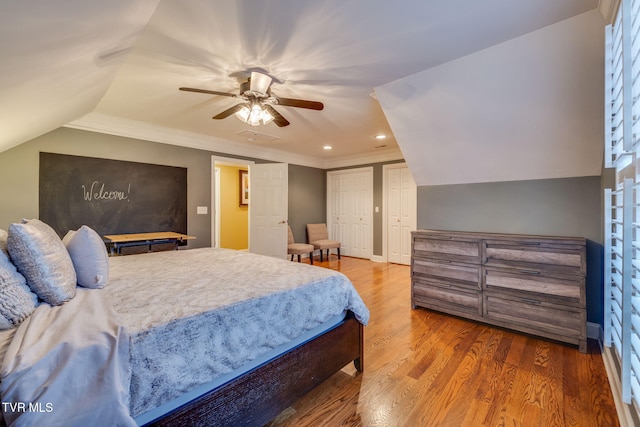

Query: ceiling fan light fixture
left=248, top=104, right=263, bottom=126
left=235, top=102, right=274, bottom=126
left=182, top=70, right=321, bottom=128
left=261, top=108, right=274, bottom=125
left=249, top=71, right=273, bottom=95
left=235, top=104, right=251, bottom=122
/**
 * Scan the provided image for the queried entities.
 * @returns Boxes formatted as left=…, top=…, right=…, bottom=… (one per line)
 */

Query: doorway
left=211, top=156, right=254, bottom=250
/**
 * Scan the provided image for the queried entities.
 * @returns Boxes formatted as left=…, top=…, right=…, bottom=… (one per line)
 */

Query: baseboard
left=587, top=321, right=601, bottom=341
left=370, top=255, right=385, bottom=263
left=602, top=346, right=638, bottom=427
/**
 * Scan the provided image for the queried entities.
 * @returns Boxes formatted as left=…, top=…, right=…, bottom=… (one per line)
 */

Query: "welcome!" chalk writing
left=82, top=181, right=131, bottom=201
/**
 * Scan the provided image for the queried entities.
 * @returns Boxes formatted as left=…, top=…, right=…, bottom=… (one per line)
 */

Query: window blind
left=605, top=10, right=625, bottom=166
left=605, top=0, right=640, bottom=415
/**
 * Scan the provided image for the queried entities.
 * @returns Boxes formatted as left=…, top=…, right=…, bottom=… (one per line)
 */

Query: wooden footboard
left=144, top=312, right=364, bottom=427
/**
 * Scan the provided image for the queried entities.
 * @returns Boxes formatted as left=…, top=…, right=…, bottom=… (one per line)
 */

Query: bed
left=0, top=220, right=369, bottom=427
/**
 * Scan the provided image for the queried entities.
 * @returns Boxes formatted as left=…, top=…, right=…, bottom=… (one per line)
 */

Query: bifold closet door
left=328, top=168, right=372, bottom=259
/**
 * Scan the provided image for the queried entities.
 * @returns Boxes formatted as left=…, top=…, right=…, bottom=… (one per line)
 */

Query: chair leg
left=338, top=248, right=340, bottom=259
left=290, top=254, right=293, bottom=261
left=320, top=250, right=323, bottom=262
left=297, top=254, right=302, bottom=262
left=309, top=252, right=314, bottom=265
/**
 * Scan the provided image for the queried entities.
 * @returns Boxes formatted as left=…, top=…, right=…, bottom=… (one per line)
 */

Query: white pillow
left=7, top=219, right=76, bottom=306
left=0, top=229, right=7, bottom=256
left=0, top=250, right=37, bottom=329
left=63, top=226, right=109, bottom=289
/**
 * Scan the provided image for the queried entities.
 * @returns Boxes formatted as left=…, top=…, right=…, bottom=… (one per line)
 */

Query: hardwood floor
left=267, top=256, right=619, bottom=427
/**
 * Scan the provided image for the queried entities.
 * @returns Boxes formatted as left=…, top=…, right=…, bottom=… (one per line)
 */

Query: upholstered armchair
left=287, top=225, right=314, bottom=264
left=306, top=223, right=340, bottom=262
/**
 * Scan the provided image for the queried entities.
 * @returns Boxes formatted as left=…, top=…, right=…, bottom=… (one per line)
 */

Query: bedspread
left=105, top=248, right=370, bottom=417
left=0, top=289, right=134, bottom=427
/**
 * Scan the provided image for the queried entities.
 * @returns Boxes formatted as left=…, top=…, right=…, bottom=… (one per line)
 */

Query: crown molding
left=65, top=112, right=404, bottom=170
left=322, top=147, right=405, bottom=169
left=599, top=0, right=620, bottom=23
left=65, top=113, right=325, bottom=168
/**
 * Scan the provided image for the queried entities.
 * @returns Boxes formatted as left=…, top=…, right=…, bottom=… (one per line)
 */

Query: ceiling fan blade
left=249, top=72, right=272, bottom=94
left=179, top=87, right=237, bottom=97
left=263, top=105, right=290, bottom=127
left=212, top=103, right=245, bottom=119
left=275, top=97, right=324, bottom=110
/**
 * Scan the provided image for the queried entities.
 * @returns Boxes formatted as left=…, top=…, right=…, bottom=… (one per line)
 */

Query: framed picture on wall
left=239, top=170, right=249, bottom=206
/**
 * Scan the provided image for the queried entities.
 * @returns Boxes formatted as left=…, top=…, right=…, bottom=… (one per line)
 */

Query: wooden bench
left=103, top=232, right=195, bottom=255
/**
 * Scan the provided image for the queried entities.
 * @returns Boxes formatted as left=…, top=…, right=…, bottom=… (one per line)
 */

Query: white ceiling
left=1, top=0, right=603, bottom=171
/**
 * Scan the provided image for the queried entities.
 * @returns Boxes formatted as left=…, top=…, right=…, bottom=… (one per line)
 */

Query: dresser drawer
left=483, top=267, right=585, bottom=307
left=413, top=278, right=482, bottom=317
left=413, top=234, right=481, bottom=264
left=483, top=238, right=585, bottom=277
left=412, top=258, right=481, bottom=290
left=484, top=294, right=586, bottom=341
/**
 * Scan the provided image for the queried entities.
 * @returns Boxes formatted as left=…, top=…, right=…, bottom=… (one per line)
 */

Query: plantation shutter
left=604, top=0, right=640, bottom=412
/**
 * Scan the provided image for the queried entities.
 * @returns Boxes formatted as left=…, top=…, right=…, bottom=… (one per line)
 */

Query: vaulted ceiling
left=0, top=0, right=606, bottom=183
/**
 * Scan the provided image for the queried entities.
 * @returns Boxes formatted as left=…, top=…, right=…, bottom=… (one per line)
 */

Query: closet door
left=350, top=170, right=372, bottom=258
left=385, top=164, right=417, bottom=265
left=330, top=173, right=350, bottom=252
left=327, top=168, right=373, bottom=259
left=388, top=168, right=403, bottom=263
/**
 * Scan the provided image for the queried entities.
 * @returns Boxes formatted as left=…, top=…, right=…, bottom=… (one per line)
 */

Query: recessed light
left=375, top=134, right=386, bottom=140
left=323, top=145, right=332, bottom=150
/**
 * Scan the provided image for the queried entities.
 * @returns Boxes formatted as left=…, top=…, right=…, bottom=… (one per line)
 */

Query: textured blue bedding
left=105, top=248, right=369, bottom=417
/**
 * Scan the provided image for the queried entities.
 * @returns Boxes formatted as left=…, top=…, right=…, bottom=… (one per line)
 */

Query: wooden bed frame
left=144, top=311, right=364, bottom=427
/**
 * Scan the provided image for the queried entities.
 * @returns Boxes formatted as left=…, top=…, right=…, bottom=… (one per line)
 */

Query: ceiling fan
left=179, top=71, right=324, bottom=127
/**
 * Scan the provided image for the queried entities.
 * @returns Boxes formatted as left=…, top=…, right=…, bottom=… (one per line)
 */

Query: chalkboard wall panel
left=39, top=152, right=187, bottom=238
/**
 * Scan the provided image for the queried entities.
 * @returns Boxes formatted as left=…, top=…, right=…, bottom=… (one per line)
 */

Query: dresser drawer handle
left=520, top=298, right=541, bottom=305
left=517, top=269, right=540, bottom=275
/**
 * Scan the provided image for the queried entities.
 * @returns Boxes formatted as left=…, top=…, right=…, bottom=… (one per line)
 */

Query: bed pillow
left=0, top=229, right=7, bottom=256
left=63, top=225, right=109, bottom=289
left=0, top=249, right=38, bottom=329
left=7, top=219, right=76, bottom=306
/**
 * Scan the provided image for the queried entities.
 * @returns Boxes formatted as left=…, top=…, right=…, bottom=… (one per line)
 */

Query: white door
left=249, top=163, right=288, bottom=258
left=350, top=171, right=372, bottom=258
left=327, top=168, right=373, bottom=259
left=329, top=173, right=350, bottom=253
left=214, top=167, right=220, bottom=248
left=385, top=164, right=416, bottom=265
left=388, top=168, right=403, bottom=263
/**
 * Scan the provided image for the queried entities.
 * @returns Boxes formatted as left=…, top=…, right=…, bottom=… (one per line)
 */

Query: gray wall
left=417, top=176, right=603, bottom=242
left=0, top=126, right=611, bottom=325
left=0, top=128, right=213, bottom=248
left=0, top=125, right=404, bottom=258
left=416, top=175, right=604, bottom=324
left=0, top=127, right=326, bottom=249
left=288, top=164, right=326, bottom=243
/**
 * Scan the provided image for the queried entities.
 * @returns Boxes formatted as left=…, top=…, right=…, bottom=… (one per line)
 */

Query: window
left=604, top=0, right=640, bottom=416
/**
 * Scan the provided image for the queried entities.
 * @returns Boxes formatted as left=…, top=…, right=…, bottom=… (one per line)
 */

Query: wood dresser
left=411, top=230, right=587, bottom=353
